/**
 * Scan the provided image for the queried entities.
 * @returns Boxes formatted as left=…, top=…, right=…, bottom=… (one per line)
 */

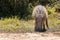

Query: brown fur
left=32, top=5, right=49, bottom=32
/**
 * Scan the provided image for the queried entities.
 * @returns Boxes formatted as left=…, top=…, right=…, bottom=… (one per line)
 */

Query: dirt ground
left=0, top=32, right=60, bottom=40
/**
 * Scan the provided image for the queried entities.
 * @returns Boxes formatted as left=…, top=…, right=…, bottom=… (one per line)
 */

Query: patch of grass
left=48, top=13, right=60, bottom=27
left=0, top=17, right=34, bottom=33
left=0, top=13, right=60, bottom=33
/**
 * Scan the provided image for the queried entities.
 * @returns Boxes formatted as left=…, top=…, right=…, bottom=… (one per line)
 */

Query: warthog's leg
left=46, top=18, right=49, bottom=29
left=35, top=18, right=38, bottom=31
left=43, top=21, right=45, bottom=30
left=35, top=17, right=42, bottom=32
left=42, top=18, right=46, bottom=31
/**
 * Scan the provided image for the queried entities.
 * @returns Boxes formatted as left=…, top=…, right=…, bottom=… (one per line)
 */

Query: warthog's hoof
left=35, top=28, right=46, bottom=32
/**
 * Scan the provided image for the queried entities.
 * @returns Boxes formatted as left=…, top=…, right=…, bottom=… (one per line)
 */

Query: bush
left=0, top=17, right=34, bottom=33
left=0, top=0, right=60, bottom=20
left=46, top=5, right=56, bottom=15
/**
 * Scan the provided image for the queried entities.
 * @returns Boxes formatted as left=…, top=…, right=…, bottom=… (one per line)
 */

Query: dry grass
left=0, top=13, right=60, bottom=33
left=0, top=17, right=34, bottom=33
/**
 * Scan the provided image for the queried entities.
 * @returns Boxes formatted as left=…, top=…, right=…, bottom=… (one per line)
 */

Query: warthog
left=32, top=5, right=49, bottom=32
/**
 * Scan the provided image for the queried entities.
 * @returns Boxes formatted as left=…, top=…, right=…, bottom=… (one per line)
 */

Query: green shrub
left=0, top=17, right=34, bottom=33
left=46, top=5, right=56, bottom=15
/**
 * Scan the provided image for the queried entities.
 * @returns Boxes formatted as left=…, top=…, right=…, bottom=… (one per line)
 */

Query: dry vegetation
left=0, top=17, right=34, bottom=33
left=0, top=13, right=60, bottom=33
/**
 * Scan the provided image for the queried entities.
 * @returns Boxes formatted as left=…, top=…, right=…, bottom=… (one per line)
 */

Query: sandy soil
left=0, top=32, right=60, bottom=40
